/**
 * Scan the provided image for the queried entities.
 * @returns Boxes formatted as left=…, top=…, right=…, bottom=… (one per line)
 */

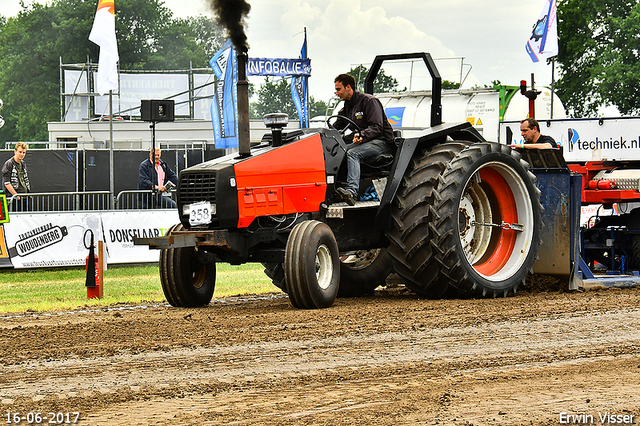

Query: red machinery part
left=233, top=133, right=328, bottom=228
left=587, top=179, right=615, bottom=190
left=568, top=163, right=640, bottom=204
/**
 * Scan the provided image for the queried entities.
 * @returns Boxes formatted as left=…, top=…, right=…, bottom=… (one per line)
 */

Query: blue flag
left=291, top=32, right=309, bottom=128
left=525, top=0, right=558, bottom=63
left=209, top=40, right=239, bottom=149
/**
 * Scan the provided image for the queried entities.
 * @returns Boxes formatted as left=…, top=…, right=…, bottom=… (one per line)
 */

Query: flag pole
left=550, top=56, right=556, bottom=119
left=109, top=89, right=114, bottom=209
left=304, top=27, right=309, bottom=129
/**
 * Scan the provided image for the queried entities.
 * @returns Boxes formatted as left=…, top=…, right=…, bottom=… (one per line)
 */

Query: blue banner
left=209, top=40, right=238, bottom=149
left=290, top=33, right=309, bottom=128
left=247, top=58, right=311, bottom=77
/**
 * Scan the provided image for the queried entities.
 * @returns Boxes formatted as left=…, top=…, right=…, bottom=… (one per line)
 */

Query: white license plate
left=188, top=201, right=214, bottom=226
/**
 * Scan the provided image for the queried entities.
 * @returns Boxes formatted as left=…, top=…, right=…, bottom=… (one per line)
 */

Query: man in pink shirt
left=137, top=147, right=178, bottom=209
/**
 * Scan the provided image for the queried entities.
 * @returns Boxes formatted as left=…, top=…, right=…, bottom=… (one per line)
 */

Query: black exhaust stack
left=236, top=52, right=251, bottom=157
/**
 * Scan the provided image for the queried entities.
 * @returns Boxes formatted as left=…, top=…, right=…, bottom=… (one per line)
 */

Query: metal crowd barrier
left=5, top=190, right=177, bottom=212
left=6, top=191, right=111, bottom=212
left=115, top=190, right=177, bottom=210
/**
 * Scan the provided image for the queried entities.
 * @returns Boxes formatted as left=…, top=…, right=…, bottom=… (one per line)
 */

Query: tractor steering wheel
left=326, top=115, right=361, bottom=139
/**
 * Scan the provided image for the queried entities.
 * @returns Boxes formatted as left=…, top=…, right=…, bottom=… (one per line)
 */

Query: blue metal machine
left=521, top=148, right=640, bottom=289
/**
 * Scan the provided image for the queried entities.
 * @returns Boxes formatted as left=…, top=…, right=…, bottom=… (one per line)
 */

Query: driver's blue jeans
left=345, top=139, right=393, bottom=197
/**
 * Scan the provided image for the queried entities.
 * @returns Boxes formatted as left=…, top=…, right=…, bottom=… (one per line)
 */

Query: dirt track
left=1, top=277, right=640, bottom=426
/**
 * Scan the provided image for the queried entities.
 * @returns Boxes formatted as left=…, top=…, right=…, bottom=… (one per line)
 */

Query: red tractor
left=137, top=53, right=544, bottom=309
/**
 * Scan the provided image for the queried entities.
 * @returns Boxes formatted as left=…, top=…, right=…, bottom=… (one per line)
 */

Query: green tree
left=348, top=65, right=403, bottom=93
left=154, top=16, right=226, bottom=70
left=250, top=77, right=328, bottom=123
left=0, top=0, right=224, bottom=145
left=309, top=98, right=329, bottom=118
left=0, top=3, right=62, bottom=143
left=251, top=78, right=297, bottom=120
left=556, top=0, right=640, bottom=116
left=442, top=80, right=461, bottom=90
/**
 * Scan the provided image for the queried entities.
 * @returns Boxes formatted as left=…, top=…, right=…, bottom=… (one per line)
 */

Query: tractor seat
left=363, top=153, right=394, bottom=168
left=362, top=135, right=402, bottom=169
left=361, top=144, right=398, bottom=177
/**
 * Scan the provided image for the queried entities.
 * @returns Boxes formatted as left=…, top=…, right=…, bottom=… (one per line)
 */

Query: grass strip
left=0, top=263, right=279, bottom=314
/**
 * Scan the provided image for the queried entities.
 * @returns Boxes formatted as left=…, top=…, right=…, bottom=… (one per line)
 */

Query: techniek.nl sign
left=499, top=118, right=640, bottom=162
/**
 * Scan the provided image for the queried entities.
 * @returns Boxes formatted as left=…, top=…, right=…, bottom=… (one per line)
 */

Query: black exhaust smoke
left=209, top=0, right=252, bottom=156
left=209, top=0, right=251, bottom=53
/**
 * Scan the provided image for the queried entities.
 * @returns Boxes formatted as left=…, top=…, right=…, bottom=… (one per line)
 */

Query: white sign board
left=500, top=117, right=640, bottom=162
left=2, top=211, right=178, bottom=268
left=63, top=70, right=212, bottom=121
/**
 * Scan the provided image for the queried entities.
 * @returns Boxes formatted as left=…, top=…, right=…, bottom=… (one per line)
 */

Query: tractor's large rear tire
left=431, top=142, right=541, bottom=297
left=386, top=142, right=471, bottom=298
left=160, top=223, right=216, bottom=307
left=262, top=262, right=287, bottom=292
left=285, top=220, right=340, bottom=309
left=338, top=248, right=394, bottom=297
left=386, top=141, right=541, bottom=298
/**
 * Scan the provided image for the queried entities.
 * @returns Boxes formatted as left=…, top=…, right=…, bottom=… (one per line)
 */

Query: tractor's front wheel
left=285, top=220, right=340, bottom=309
left=160, top=223, right=216, bottom=307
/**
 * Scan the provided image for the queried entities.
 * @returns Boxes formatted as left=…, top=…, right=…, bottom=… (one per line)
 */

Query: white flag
left=89, top=0, right=119, bottom=95
left=525, top=0, right=558, bottom=63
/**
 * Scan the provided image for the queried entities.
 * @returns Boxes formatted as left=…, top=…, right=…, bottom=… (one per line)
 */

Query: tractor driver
left=518, top=118, right=558, bottom=149
left=333, top=73, right=395, bottom=206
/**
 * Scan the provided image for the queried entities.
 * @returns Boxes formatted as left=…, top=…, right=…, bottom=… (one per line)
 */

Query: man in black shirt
left=334, top=73, right=394, bottom=205
left=519, top=118, right=558, bottom=149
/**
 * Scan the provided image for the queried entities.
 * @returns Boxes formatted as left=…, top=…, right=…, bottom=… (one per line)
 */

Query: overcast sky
left=2, top=0, right=557, bottom=103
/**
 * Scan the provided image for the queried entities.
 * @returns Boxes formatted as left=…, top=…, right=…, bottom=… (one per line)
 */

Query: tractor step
left=326, top=200, right=380, bottom=219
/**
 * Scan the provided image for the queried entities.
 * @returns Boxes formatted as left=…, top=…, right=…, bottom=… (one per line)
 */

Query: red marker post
left=85, top=230, right=104, bottom=299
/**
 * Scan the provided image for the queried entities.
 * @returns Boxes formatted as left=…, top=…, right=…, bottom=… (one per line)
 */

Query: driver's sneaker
left=336, top=187, right=357, bottom=206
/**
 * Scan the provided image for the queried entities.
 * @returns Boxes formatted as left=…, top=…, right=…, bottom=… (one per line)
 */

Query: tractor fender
left=375, top=121, right=486, bottom=229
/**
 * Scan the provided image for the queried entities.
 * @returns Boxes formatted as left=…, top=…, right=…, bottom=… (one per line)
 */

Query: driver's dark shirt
left=338, top=91, right=394, bottom=144
left=527, top=134, right=558, bottom=148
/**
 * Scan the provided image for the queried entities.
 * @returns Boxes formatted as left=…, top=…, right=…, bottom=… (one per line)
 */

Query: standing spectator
left=519, top=118, right=558, bottom=149
left=138, top=147, right=178, bottom=209
left=2, top=142, right=31, bottom=211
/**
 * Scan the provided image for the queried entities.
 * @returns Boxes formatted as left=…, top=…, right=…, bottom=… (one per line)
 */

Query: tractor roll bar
left=364, top=52, right=442, bottom=127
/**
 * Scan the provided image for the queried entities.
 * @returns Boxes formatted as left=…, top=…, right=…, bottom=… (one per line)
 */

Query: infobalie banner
left=1, top=210, right=179, bottom=268
left=247, top=58, right=311, bottom=77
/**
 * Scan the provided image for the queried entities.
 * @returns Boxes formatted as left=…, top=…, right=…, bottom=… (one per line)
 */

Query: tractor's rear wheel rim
left=459, top=162, right=534, bottom=281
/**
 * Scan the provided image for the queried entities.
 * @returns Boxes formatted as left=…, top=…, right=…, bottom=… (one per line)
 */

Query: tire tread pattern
left=285, top=220, right=339, bottom=309
left=385, top=142, right=470, bottom=298
left=160, top=223, right=215, bottom=307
